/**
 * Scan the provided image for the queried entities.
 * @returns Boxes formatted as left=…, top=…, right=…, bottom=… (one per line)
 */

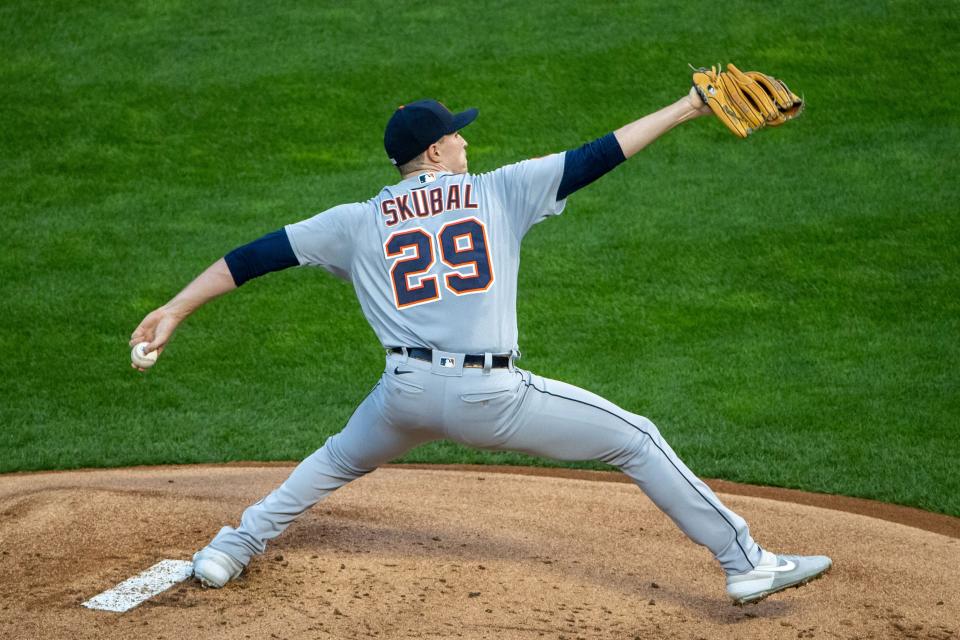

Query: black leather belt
left=390, top=347, right=511, bottom=368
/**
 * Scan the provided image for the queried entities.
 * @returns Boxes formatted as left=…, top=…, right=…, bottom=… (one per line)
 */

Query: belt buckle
left=431, top=349, right=464, bottom=377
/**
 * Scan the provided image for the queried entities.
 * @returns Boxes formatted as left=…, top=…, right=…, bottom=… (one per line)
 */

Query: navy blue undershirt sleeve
left=556, top=132, right=627, bottom=201
left=224, top=228, right=299, bottom=287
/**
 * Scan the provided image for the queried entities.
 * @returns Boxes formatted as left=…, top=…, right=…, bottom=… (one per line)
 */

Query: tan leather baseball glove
left=691, top=64, right=804, bottom=138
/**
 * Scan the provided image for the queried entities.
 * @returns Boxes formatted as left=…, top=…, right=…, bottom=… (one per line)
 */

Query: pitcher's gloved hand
left=691, top=64, right=804, bottom=138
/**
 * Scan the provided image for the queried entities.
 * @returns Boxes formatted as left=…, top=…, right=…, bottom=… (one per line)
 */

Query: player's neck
left=400, top=160, right=451, bottom=180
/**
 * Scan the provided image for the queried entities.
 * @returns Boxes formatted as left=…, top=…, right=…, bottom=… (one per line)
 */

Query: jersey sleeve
left=284, top=203, right=360, bottom=281
left=484, top=152, right=567, bottom=238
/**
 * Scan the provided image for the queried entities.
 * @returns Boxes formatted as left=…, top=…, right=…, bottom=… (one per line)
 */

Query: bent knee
left=606, top=415, right=661, bottom=464
left=307, top=437, right=374, bottom=479
left=604, top=431, right=648, bottom=467
left=630, top=414, right=660, bottom=436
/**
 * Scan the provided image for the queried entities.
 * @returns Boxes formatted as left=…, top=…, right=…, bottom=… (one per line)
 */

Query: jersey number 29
left=383, top=217, right=494, bottom=309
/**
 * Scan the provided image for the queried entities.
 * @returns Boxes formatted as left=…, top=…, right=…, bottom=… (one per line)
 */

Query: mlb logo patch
left=439, top=356, right=456, bottom=368
left=418, top=172, right=436, bottom=185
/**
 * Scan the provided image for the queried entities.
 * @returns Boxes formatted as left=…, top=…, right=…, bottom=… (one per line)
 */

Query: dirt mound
left=0, top=465, right=956, bottom=639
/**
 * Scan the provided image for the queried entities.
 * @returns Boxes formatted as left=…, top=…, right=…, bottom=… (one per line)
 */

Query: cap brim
left=450, top=108, right=479, bottom=132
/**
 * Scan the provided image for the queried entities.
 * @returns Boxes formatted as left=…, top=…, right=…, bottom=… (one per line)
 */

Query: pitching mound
left=0, top=465, right=957, bottom=640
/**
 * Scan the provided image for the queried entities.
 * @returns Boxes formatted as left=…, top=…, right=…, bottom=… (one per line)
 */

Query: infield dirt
left=0, top=465, right=956, bottom=639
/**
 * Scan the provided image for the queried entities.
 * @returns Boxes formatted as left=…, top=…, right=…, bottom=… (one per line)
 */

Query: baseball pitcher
left=130, top=74, right=829, bottom=605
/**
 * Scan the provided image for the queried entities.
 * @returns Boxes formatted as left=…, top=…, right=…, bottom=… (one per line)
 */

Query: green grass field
left=2, top=1, right=958, bottom=516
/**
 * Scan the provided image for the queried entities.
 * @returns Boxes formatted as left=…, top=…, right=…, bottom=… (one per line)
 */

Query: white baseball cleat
left=726, top=550, right=832, bottom=604
left=192, top=546, right=244, bottom=588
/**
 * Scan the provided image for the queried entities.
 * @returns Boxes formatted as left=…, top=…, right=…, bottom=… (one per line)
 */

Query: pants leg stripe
left=523, top=379, right=755, bottom=569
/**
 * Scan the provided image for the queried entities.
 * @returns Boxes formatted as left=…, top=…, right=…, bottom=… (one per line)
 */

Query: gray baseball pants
left=210, top=351, right=763, bottom=575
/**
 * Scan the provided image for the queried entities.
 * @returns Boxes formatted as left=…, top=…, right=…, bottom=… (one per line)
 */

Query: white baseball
left=131, top=342, right=159, bottom=369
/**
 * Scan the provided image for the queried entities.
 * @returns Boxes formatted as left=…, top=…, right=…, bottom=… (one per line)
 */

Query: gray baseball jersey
left=285, top=154, right=566, bottom=354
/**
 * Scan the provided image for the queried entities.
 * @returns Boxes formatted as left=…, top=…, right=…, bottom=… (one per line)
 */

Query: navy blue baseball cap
left=384, top=99, right=478, bottom=166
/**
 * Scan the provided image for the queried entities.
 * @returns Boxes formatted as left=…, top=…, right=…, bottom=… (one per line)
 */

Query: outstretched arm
left=128, top=229, right=299, bottom=369
left=556, top=87, right=710, bottom=200
left=614, top=87, right=710, bottom=158
left=128, top=258, right=237, bottom=368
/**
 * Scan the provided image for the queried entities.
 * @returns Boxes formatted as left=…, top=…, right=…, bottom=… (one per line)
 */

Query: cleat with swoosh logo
left=726, top=551, right=832, bottom=604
